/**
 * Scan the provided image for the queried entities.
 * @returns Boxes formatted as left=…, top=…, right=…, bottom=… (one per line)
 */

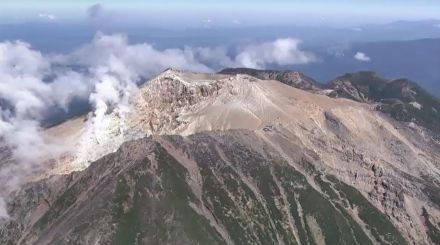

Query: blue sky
left=1, top=0, right=439, bottom=27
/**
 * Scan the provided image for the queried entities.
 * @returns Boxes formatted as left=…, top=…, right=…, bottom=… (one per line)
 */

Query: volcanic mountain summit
left=1, top=68, right=440, bottom=244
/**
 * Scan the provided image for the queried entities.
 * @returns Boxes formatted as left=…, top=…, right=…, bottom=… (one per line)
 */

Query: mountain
left=218, top=69, right=440, bottom=139
left=1, top=69, right=440, bottom=244
left=294, top=38, right=440, bottom=96
left=327, top=71, right=440, bottom=139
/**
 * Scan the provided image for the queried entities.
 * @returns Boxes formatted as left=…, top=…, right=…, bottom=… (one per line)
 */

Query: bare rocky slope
left=219, top=68, right=322, bottom=91
left=1, top=69, right=440, bottom=244
left=327, top=71, right=440, bottom=140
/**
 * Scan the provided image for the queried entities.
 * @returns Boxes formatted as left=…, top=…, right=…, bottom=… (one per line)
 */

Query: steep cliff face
left=1, top=69, right=440, bottom=244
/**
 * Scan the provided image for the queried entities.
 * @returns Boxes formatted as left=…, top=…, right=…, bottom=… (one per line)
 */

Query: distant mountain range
left=292, top=38, right=440, bottom=96
left=1, top=19, right=440, bottom=51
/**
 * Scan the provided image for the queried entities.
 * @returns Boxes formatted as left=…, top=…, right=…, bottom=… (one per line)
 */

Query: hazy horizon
left=1, top=0, right=440, bottom=28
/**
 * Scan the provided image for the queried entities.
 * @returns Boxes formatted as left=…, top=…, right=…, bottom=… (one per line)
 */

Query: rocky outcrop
left=219, top=68, right=322, bottom=91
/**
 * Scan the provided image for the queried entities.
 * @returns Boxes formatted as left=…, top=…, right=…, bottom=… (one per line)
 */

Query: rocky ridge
left=220, top=67, right=322, bottom=91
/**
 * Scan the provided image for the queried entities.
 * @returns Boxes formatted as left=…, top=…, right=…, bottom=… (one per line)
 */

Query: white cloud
left=234, top=38, right=317, bottom=69
left=189, top=46, right=234, bottom=68
left=0, top=42, right=76, bottom=214
left=354, top=52, right=371, bottom=62
left=38, top=13, right=56, bottom=20
left=63, top=33, right=212, bottom=76
left=0, top=42, right=50, bottom=119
